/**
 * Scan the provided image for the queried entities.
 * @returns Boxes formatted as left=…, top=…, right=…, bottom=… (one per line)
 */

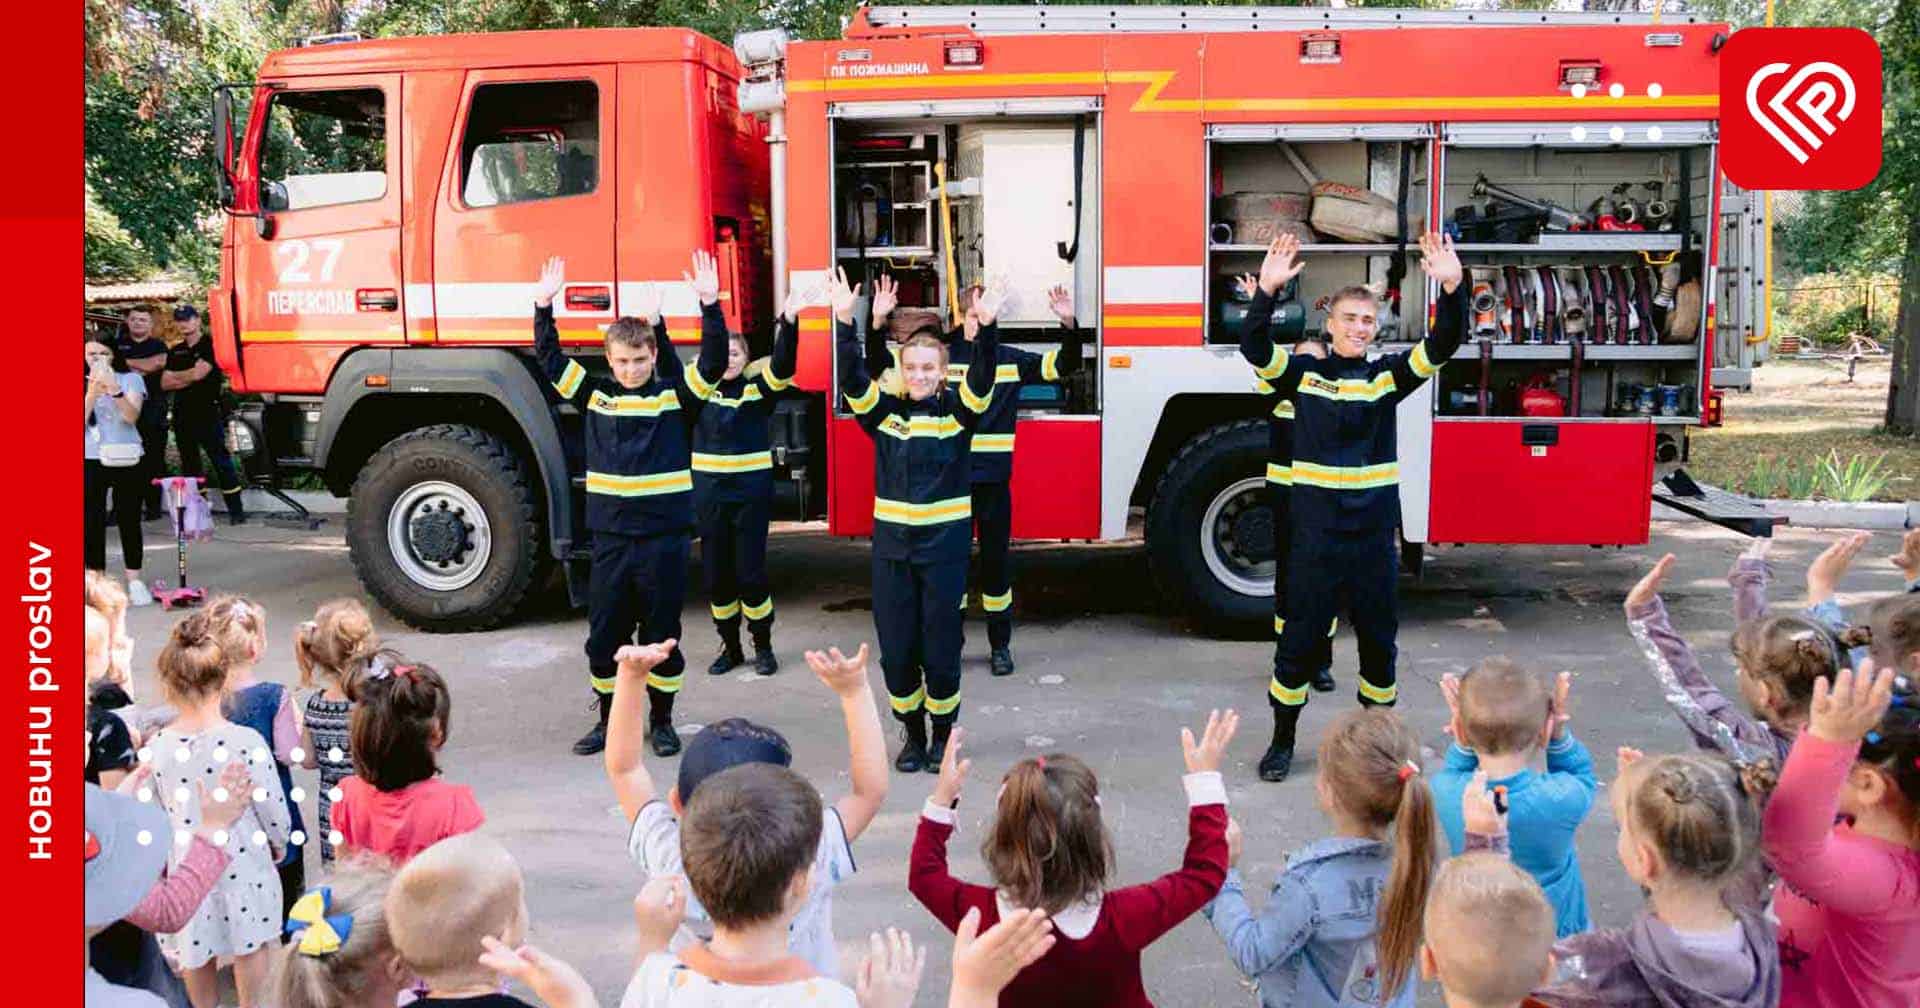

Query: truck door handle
left=356, top=288, right=400, bottom=312
left=565, top=286, right=612, bottom=311
left=1521, top=424, right=1559, bottom=447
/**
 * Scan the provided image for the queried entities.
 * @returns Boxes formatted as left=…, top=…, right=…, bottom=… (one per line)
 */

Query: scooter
left=150, top=476, right=208, bottom=609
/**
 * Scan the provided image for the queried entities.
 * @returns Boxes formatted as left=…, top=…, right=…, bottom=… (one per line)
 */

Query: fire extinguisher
left=1519, top=371, right=1567, bottom=417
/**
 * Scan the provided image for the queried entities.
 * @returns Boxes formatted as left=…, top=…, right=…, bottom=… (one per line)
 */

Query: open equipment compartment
left=1427, top=121, right=1718, bottom=545
left=1205, top=124, right=1434, bottom=347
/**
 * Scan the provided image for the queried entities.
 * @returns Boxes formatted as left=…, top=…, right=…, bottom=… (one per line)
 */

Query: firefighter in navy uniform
left=868, top=276, right=1083, bottom=676
left=683, top=279, right=809, bottom=677
left=532, top=252, right=726, bottom=758
left=830, top=267, right=1000, bottom=773
left=1241, top=231, right=1466, bottom=782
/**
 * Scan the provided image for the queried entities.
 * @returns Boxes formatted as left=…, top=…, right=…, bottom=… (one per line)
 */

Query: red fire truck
left=209, top=5, right=1770, bottom=633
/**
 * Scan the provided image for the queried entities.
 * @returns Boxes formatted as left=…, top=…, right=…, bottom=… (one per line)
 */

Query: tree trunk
left=1887, top=195, right=1920, bottom=435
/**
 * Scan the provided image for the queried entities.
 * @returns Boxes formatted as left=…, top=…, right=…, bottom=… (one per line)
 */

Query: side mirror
left=212, top=87, right=237, bottom=210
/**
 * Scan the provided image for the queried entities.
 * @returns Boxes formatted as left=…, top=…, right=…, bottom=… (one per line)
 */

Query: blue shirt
left=1431, top=734, right=1598, bottom=937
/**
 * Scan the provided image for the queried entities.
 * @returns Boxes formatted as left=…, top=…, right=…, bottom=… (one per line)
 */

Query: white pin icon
left=1746, top=61, right=1857, bottom=164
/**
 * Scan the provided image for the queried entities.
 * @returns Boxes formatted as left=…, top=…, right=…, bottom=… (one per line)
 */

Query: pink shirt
left=125, top=835, right=230, bottom=934
left=1763, top=732, right=1920, bottom=1008
left=332, top=776, right=484, bottom=864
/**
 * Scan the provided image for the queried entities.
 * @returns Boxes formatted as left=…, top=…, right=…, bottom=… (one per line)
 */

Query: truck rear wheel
left=1145, top=419, right=1274, bottom=638
left=347, top=424, right=542, bottom=632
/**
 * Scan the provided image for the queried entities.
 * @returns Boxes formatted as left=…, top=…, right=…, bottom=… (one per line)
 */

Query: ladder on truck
left=855, top=5, right=1716, bottom=34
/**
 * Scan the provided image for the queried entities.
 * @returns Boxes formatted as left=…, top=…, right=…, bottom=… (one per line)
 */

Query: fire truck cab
left=211, top=7, right=1763, bottom=635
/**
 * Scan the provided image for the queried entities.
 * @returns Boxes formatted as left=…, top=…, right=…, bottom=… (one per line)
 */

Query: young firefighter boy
left=1243, top=231, right=1465, bottom=782
left=832, top=267, right=1001, bottom=773
left=532, top=251, right=729, bottom=758
left=868, top=276, right=1083, bottom=676
left=683, top=281, right=811, bottom=678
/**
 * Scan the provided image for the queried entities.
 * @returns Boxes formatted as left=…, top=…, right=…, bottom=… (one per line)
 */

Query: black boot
left=894, top=714, right=929, bottom=773
left=1259, top=708, right=1301, bottom=782
left=224, top=489, right=248, bottom=526
left=750, top=629, right=778, bottom=676
left=648, top=693, right=681, bottom=756
left=989, top=648, right=1015, bottom=677
left=708, top=623, right=744, bottom=675
left=1311, top=667, right=1336, bottom=693
left=572, top=694, right=611, bottom=756
left=926, top=721, right=952, bottom=772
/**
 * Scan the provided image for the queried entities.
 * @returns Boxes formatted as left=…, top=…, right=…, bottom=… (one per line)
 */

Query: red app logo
left=1720, top=28, right=1881, bottom=191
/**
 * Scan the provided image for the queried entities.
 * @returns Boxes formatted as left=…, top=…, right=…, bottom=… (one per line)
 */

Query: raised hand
left=629, top=282, right=662, bottom=327
left=1616, top=746, right=1645, bottom=776
left=533, top=256, right=566, bottom=308
left=972, top=278, right=1008, bottom=328
left=854, top=928, right=925, bottom=1008
left=632, top=875, right=687, bottom=953
left=805, top=643, right=871, bottom=699
left=1225, top=816, right=1244, bottom=867
left=1809, top=659, right=1895, bottom=745
left=1048, top=284, right=1075, bottom=327
left=478, top=937, right=597, bottom=1008
left=1418, top=231, right=1464, bottom=293
left=1543, top=670, right=1573, bottom=743
left=870, top=274, right=900, bottom=328
left=1440, top=673, right=1466, bottom=743
left=932, top=726, right=972, bottom=807
left=1234, top=273, right=1259, bottom=300
left=1461, top=768, right=1507, bottom=837
left=828, top=267, right=862, bottom=324
left=1625, top=553, right=1676, bottom=613
left=784, top=276, right=825, bottom=323
left=950, top=907, right=1055, bottom=1007
left=615, top=640, right=677, bottom=680
left=685, top=250, right=721, bottom=306
left=1182, top=708, right=1239, bottom=774
left=1890, top=528, right=1920, bottom=582
left=1258, top=235, right=1305, bottom=295
left=1808, top=531, right=1871, bottom=606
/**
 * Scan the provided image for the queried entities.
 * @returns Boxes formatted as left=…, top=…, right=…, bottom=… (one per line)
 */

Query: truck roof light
left=299, top=32, right=363, bottom=47
left=1300, top=33, right=1341, bottom=64
left=1560, top=60, right=1603, bottom=90
left=944, top=41, right=984, bottom=67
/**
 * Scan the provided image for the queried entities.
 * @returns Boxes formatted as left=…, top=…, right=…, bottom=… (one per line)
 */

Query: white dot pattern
left=175, top=747, right=192, bottom=764
left=1571, top=126, right=1589, bottom=142
left=253, top=787, right=268, bottom=803
left=1647, top=82, right=1663, bottom=98
left=251, top=747, right=269, bottom=763
left=212, top=746, right=229, bottom=763
left=212, top=830, right=229, bottom=847
left=136, top=747, right=152, bottom=764
left=174, top=787, right=191, bottom=805
left=289, top=787, right=306, bottom=803
left=1647, top=126, right=1664, bottom=142
left=212, top=788, right=229, bottom=803
left=136, top=787, right=153, bottom=803
left=252, top=830, right=267, bottom=846
left=174, top=829, right=191, bottom=847
left=136, top=830, right=153, bottom=846
left=289, top=747, right=306, bottom=763
left=1609, top=82, right=1625, bottom=99
left=1570, top=83, right=1588, bottom=99
left=328, top=830, right=344, bottom=848
left=328, top=787, right=344, bottom=803
left=328, top=746, right=345, bottom=764
left=291, top=830, right=307, bottom=846
left=1609, top=126, right=1626, bottom=142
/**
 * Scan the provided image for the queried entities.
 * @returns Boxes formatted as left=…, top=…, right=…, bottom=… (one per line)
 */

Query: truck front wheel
left=1145, top=419, right=1274, bottom=638
left=347, top=424, right=542, bottom=632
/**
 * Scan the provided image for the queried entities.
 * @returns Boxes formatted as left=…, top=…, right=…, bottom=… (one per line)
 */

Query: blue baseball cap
left=677, top=718, right=791, bottom=801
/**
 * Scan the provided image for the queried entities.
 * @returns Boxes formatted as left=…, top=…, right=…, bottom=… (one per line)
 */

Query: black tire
left=347, top=424, right=543, bottom=632
left=1145, top=419, right=1274, bottom=639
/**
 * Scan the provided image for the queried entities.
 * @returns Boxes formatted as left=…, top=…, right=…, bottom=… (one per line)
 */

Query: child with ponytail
left=331, top=654, right=484, bottom=864
left=203, top=594, right=307, bottom=914
left=271, top=865, right=408, bottom=1008
left=1207, top=708, right=1440, bottom=1008
left=293, top=600, right=380, bottom=865
left=908, top=711, right=1236, bottom=1007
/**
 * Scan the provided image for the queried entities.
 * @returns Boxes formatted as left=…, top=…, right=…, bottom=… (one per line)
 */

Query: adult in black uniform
left=532, top=252, right=726, bottom=757
left=162, top=306, right=246, bottom=524
left=831, top=267, right=999, bottom=773
left=1241, top=231, right=1466, bottom=781
left=113, top=305, right=169, bottom=521
left=867, top=277, right=1083, bottom=675
left=684, top=280, right=808, bottom=677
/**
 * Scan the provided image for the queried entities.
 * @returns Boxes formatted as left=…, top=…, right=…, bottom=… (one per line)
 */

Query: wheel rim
left=1199, top=476, right=1275, bottom=598
left=387, top=481, right=493, bottom=592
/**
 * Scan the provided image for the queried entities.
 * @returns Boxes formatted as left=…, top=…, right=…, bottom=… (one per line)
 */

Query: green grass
left=1687, top=359, right=1918, bottom=503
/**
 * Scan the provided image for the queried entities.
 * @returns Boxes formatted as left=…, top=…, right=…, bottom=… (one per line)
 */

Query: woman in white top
left=85, top=336, right=152, bottom=605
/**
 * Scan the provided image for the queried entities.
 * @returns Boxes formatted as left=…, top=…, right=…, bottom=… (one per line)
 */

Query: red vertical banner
left=4, top=2, right=79, bottom=999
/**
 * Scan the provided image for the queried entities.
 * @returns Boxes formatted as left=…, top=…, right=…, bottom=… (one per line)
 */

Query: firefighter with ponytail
left=1243, top=231, right=1467, bottom=782
left=832, top=267, right=1001, bottom=773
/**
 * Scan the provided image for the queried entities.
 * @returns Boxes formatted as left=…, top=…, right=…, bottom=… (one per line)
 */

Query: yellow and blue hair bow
left=285, top=887, right=354, bottom=956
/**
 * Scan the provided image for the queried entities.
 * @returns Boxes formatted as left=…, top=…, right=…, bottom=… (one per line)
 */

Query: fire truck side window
left=459, top=81, right=599, bottom=208
left=258, top=88, right=387, bottom=212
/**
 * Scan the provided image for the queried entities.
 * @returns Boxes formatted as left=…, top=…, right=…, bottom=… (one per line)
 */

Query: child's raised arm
left=1805, top=532, right=1874, bottom=668
left=1624, top=554, right=1777, bottom=765
left=909, top=728, right=977, bottom=932
left=1114, top=710, right=1235, bottom=952
left=805, top=643, right=889, bottom=841
left=1728, top=537, right=1772, bottom=624
left=604, top=641, right=675, bottom=823
left=1538, top=673, right=1599, bottom=829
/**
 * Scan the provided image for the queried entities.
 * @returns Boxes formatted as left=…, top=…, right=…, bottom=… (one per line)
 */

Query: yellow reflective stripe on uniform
left=585, top=470, right=694, bottom=496
left=873, top=495, right=972, bottom=526
left=692, top=451, right=773, bottom=473
left=1409, top=341, right=1440, bottom=378
left=1297, top=373, right=1397, bottom=403
left=1266, top=463, right=1293, bottom=485
left=711, top=601, right=741, bottom=620
left=1270, top=679, right=1309, bottom=706
left=1041, top=349, right=1061, bottom=381
left=588, top=389, right=683, bottom=416
left=889, top=686, right=926, bottom=714
left=982, top=590, right=1011, bottom=613
left=1358, top=678, right=1398, bottom=704
left=958, top=379, right=993, bottom=414
left=846, top=379, right=880, bottom=414
left=971, top=433, right=1015, bottom=452
left=1271, top=399, right=1295, bottom=419
left=590, top=672, right=617, bottom=695
left=1255, top=344, right=1289, bottom=380
left=742, top=597, right=773, bottom=621
left=684, top=367, right=718, bottom=401
left=1255, top=377, right=1276, bottom=395
left=1291, top=460, right=1400, bottom=490
left=646, top=671, right=683, bottom=694
left=925, top=691, right=961, bottom=716
left=555, top=360, right=587, bottom=398
left=878, top=414, right=964, bottom=441
left=1274, top=615, right=1341, bottom=636
left=761, top=367, right=793, bottom=391
left=706, top=385, right=766, bottom=408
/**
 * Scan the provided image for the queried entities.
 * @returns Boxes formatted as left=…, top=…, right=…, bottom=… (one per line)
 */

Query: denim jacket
left=1205, top=836, right=1413, bottom=1008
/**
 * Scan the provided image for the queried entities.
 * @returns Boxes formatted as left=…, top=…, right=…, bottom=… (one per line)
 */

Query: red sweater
left=909, top=776, right=1229, bottom=1008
